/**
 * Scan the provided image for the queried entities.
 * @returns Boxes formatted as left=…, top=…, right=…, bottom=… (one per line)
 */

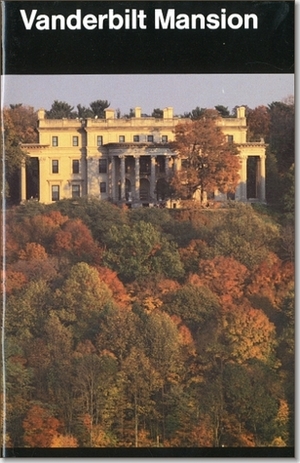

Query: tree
left=215, top=105, right=230, bottom=118
left=55, top=262, right=114, bottom=340
left=23, top=405, right=61, bottom=447
left=76, top=104, right=94, bottom=119
left=268, top=99, right=294, bottom=174
left=2, top=105, right=37, bottom=201
left=4, top=105, right=38, bottom=143
left=151, top=108, right=163, bottom=118
left=171, top=111, right=240, bottom=203
left=89, top=100, right=110, bottom=118
left=247, top=105, right=270, bottom=142
left=210, top=203, right=280, bottom=269
left=163, top=284, right=219, bottom=334
left=103, top=221, right=184, bottom=283
left=45, top=100, right=76, bottom=119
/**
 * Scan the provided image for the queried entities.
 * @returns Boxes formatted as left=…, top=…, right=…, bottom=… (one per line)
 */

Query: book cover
left=1, top=0, right=294, bottom=457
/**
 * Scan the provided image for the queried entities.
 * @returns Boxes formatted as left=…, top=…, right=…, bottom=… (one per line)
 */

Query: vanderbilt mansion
left=21, top=106, right=266, bottom=207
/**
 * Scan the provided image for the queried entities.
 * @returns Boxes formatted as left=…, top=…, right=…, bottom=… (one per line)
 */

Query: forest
left=1, top=98, right=294, bottom=449
left=3, top=198, right=294, bottom=448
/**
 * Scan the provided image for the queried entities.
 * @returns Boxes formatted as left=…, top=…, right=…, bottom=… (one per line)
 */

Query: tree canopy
left=171, top=110, right=240, bottom=202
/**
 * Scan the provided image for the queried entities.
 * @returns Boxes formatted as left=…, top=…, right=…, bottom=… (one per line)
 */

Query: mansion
left=21, top=106, right=266, bottom=207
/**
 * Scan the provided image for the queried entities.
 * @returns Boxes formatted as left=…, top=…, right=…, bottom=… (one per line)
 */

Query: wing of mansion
left=21, top=106, right=266, bottom=207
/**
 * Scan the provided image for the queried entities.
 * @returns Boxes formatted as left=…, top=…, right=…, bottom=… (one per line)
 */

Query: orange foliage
left=18, top=242, right=48, bottom=261
left=194, top=256, right=249, bottom=305
left=97, top=266, right=130, bottom=308
left=3, top=270, right=27, bottom=294
left=50, top=434, right=78, bottom=447
left=224, top=304, right=276, bottom=363
left=53, top=219, right=102, bottom=264
left=247, top=252, right=294, bottom=308
left=23, top=405, right=61, bottom=447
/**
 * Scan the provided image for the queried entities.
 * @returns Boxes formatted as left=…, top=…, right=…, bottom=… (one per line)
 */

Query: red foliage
left=23, top=405, right=61, bottom=447
left=247, top=252, right=294, bottom=308
left=3, top=270, right=27, bottom=294
left=96, top=266, right=130, bottom=308
left=52, top=219, right=102, bottom=264
left=193, top=256, right=249, bottom=305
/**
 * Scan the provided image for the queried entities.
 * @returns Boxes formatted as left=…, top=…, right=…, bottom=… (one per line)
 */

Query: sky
left=1, top=74, right=294, bottom=115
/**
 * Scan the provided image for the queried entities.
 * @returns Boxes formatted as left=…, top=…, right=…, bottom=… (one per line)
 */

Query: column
left=150, top=155, right=156, bottom=200
left=165, top=156, right=170, bottom=177
left=174, top=156, right=181, bottom=172
left=120, top=155, right=126, bottom=200
left=260, top=155, right=266, bottom=202
left=240, top=155, right=247, bottom=201
left=21, top=160, right=26, bottom=202
left=236, top=155, right=247, bottom=201
left=134, top=155, right=140, bottom=201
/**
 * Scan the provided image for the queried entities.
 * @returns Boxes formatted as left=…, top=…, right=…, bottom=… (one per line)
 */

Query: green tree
left=55, top=262, right=114, bottom=340
left=103, top=221, right=184, bottom=283
left=76, top=104, right=94, bottom=119
left=214, top=105, right=230, bottom=118
left=268, top=99, right=294, bottom=174
left=151, top=108, right=163, bottom=118
left=45, top=100, right=76, bottom=119
left=210, top=203, right=280, bottom=269
left=89, top=100, right=110, bottom=118
left=163, top=284, right=219, bottom=334
left=2, top=105, right=37, bottom=201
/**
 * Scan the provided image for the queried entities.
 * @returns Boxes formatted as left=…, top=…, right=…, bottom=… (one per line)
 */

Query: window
left=52, top=160, right=59, bottom=173
left=72, top=185, right=80, bottom=198
left=162, top=135, right=168, bottom=143
left=72, top=160, right=80, bottom=174
left=119, top=135, right=125, bottom=143
left=99, top=159, right=107, bottom=174
left=73, top=136, right=79, bottom=146
left=97, top=135, right=103, bottom=146
left=51, top=185, right=59, bottom=201
left=100, top=182, right=106, bottom=193
left=147, top=135, right=154, bottom=142
left=52, top=136, right=58, bottom=147
left=227, top=135, right=234, bottom=144
left=133, top=135, right=139, bottom=142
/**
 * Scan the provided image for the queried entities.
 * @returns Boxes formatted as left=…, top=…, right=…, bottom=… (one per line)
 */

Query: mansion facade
left=21, top=106, right=266, bottom=207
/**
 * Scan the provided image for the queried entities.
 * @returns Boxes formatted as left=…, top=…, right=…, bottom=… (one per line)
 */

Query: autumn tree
left=23, top=405, right=61, bottom=447
left=247, top=105, right=270, bottom=142
left=171, top=110, right=240, bottom=203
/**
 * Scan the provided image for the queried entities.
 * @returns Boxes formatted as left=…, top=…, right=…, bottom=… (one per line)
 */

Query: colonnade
left=109, top=153, right=179, bottom=202
left=237, top=153, right=266, bottom=202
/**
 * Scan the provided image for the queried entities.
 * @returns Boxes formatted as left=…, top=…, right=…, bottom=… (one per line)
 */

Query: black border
left=2, top=1, right=295, bottom=74
left=1, top=446, right=295, bottom=457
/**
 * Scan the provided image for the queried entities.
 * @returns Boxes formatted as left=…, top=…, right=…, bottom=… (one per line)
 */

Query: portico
left=105, top=144, right=176, bottom=204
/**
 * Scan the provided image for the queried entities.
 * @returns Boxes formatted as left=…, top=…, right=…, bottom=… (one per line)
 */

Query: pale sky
left=1, top=74, right=294, bottom=115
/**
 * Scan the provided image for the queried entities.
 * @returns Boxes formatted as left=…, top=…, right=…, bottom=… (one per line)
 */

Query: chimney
left=237, top=106, right=246, bottom=119
left=135, top=107, right=142, bottom=118
left=105, top=108, right=115, bottom=119
left=163, top=107, right=173, bottom=119
left=38, top=109, right=45, bottom=120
